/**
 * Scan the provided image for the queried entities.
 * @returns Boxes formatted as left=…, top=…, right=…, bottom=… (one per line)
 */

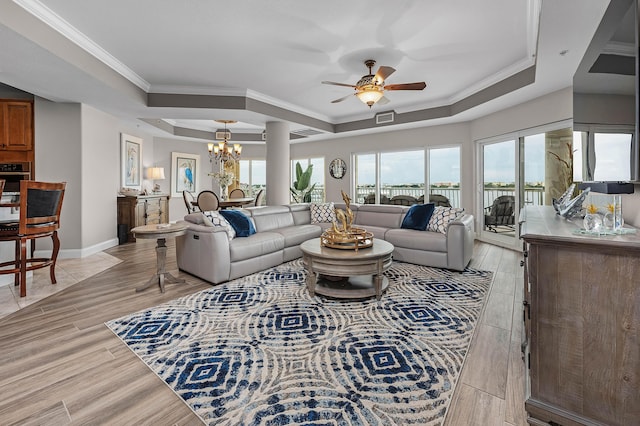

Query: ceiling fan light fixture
left=356, top=87, right=384, bottom=107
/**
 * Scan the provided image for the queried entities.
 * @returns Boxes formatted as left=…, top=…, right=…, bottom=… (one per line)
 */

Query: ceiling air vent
left=376, top=111, right=395, bottom=125
left=291, top=128, right=325, bottom=137
left=215, top=131, right=231, bottom=140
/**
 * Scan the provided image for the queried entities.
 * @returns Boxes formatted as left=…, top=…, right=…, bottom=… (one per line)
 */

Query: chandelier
left=208, top=120, right=242, bottom=163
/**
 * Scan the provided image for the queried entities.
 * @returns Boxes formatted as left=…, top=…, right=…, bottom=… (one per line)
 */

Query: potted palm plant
left=290, top=162, right=316, bottom=203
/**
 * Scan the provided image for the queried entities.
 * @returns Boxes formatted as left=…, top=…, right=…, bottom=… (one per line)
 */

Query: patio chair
left=429, top=194, right=452, bottom=207
left=389, top=195, right=419, bottom=206
left=484, top=195, right=515, bottom=232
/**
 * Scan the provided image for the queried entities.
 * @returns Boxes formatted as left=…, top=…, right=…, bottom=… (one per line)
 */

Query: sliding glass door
left=481, top=139, right=517, bottom=245
left=477, top=122, right=573, bottom=248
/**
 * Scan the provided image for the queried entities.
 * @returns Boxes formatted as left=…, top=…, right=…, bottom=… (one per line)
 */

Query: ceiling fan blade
left=322, top=80, right=357, bottom=88
left=384, top=82, right=427, bottom=91
left=373, top=66, right=395, bottom=84
left=331, top=93, right=355, bottom=103
left=377, top=96, right=390, bottom=105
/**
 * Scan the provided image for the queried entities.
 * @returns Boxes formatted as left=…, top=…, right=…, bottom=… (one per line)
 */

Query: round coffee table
left=300, top=238, right=394, bottom=300
left=131, top=223, right=188, bottom=293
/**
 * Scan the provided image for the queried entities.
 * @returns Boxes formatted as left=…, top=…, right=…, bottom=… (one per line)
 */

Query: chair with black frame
left=196, top=190, right=219, bottom=211
left=0, top=180, right=66, bottom=297
left=484, top=195, right=515, bottom=232
left=228, top=188, right=245, bottom=199
left=182, top=190, right=198, bottom=214
left=253, top=189, right=265, bottom=206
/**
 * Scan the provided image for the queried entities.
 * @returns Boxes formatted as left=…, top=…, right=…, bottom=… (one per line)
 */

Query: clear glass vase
left=583, top=213, right=603, bottom=233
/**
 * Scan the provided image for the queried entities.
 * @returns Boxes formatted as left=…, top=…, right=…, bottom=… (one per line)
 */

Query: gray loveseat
left=176, top=203, right=474, bottom=284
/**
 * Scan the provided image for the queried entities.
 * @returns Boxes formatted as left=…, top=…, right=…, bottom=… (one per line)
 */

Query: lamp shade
left=356, top=88, right=384, bottom=106
left=146, top=167, right=165, bottom=180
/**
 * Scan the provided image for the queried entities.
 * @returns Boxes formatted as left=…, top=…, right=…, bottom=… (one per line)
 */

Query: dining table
left=191, top=197, right=255, bottom=210
left=219, top=197, right=255, bottom=208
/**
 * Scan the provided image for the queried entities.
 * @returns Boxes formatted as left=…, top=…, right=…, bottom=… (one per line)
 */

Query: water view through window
left=355, top=148, right=461, bottom=207
left=238, top=159, right=266, bottom=197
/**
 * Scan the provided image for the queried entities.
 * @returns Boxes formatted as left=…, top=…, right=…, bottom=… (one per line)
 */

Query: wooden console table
left=117, top=194, right=169, bottom=242
left=520, top=205, right=640, bottom=425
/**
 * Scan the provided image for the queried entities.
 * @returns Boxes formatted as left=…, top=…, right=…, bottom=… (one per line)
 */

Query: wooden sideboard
left=520, top=205, right=640, bottom=425
left=117, top=194, right=169, bottom=242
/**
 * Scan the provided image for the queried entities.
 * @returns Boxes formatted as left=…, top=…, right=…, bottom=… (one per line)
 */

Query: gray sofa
left=176, top=203, right=475, bottom=284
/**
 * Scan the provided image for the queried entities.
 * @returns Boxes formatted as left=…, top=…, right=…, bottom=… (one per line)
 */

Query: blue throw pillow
left=401, top=203, right=435, bottom=231
left=219, top=209, right=256, bottom=237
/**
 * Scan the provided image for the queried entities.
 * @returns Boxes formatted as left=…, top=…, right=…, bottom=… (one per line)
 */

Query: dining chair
left=0, top=180, right=66, bottom=297
left=253, top=189, right=265, bottom=206
left=228, top=188, right=245, bottom=199
left=197, top=190, right=220, bottom=211
left=182, top=190, right=198, bottom=213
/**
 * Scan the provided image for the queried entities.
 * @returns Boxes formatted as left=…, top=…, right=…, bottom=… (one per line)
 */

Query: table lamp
left=146, top=167, right=165, bottom=193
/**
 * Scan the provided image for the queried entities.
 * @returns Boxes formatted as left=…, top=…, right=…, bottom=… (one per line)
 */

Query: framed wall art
left=120, top=133, right=142, bottom=190
left=171, top=152, right=200, bottom=197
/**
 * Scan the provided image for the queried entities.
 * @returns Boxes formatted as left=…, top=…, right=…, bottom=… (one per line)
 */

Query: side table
left=132, top=223, right=188, bottom=293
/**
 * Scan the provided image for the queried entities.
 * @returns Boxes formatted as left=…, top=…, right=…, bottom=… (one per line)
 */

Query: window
left=355, top=153, right=376, bottom=203
left=477, top=123, right=573, bottom=248
left=291, top=157, right=325, bottom=202
left=428, top=146, right=461, bottom=207
left=354, top=150, right=425, bottom=205
left=237, top=159, right=266, bottom=197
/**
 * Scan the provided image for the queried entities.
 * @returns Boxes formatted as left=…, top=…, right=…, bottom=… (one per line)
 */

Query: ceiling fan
left=322, top=59, right=426, bottom=108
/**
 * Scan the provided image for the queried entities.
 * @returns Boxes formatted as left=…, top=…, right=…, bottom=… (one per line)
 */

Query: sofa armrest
left=176, top=221, right=232, bottom=284
left=446, top=214, right=475, bottom=271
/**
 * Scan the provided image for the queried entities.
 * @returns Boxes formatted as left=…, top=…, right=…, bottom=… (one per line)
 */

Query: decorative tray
left=320, top=227, right=374, bottom=251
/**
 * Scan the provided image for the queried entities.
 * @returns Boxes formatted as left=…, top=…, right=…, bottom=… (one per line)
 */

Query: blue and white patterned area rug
left=106, top=260, right=492, bottom=425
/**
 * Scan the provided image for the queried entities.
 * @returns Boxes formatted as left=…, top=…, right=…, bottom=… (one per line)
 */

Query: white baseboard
left=34, top=238, right=120, bottom=259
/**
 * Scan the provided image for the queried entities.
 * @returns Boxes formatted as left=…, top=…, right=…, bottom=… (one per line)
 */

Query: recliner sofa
left=176, top=203, right=474, bottom=284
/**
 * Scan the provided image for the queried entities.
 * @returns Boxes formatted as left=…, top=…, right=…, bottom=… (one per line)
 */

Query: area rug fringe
left=106, top=259, right=492, bottom=425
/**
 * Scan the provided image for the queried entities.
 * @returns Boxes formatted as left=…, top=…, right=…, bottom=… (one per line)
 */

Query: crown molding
left=13, top=0, right=150, bottom=91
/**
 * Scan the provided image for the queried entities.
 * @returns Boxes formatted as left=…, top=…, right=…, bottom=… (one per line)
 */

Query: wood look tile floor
left=0, top=240, right=527, bottom=425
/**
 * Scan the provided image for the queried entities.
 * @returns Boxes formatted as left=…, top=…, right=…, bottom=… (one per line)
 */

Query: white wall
left=80, top=104, right=119, bottom=250
left=34, top=98, right=82, bottom=250
left=34, top=99, right=160, bottom=257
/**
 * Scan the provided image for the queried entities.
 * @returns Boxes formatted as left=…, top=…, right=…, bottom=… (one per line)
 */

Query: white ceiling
left=0, top=0, right=611, bottom=140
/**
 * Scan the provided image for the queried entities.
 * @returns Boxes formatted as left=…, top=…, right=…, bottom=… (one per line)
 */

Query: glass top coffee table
left=300, top=238, right=394, bottom=300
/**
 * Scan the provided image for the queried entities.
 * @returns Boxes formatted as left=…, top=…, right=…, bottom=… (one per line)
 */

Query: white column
left=265, top=121, right=290, bottom=205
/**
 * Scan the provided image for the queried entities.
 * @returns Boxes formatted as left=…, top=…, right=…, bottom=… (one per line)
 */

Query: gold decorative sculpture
left=320, top=191, right=373, bottom=251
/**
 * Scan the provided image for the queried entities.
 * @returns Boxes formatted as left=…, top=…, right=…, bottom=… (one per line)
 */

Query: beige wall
left=34, top=98, right=82, bottom=252
left=80, top=104, right=120, bottom=249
